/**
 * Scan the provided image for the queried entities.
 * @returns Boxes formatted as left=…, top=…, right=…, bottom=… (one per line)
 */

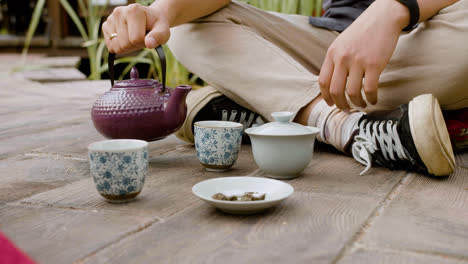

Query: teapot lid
left=246, top=112, right=319, bottom=136
left=113, top=67, right=160, bottom=88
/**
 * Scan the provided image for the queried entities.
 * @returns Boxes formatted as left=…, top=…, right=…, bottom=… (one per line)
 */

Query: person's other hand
left=102, top=4, right=170, bottom=54
left=318, top=0, right=410, bottom=110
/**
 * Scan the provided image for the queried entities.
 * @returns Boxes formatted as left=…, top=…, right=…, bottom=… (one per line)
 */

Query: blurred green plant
left=21, top=0, right=186, bottom=86
left=22, top=0, right=322, bottom=86
left=99, top=44, right=197, bottom=87
left=22, top=0, right=46, bottom=59
left=22, top=0, right=109, bottom=80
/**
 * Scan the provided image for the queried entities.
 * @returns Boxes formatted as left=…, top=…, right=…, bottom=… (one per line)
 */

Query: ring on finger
left=110, top=33, right=118, bottom=39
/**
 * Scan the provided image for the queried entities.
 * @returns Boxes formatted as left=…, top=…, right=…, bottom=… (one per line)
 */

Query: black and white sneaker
left=192, top=96, right=265, bottom=143
left=352, top=94, right=456, bottom=176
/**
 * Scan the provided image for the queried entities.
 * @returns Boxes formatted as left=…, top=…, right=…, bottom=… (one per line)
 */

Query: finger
left=108, top=7, right=126, bottom=53
left=319, top=55, right=334, bottom=106
left=126, top=5, right=146, bottom=50
left=104, top=17, right=118, bottom=53
left=346, top=67, right=367, bottom=108
left=116, top=14, right=131, bottom=53
left=145, top=21, right=170, bottom=49
left=329, top=64, right=350, bottom=110
left=102, top=21, right=112, bottom=51
left=363, top=69, right=379, bottom=105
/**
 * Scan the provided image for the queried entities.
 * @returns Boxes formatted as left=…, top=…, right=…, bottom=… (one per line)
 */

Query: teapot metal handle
left=108, top=46, right=167, bottom=93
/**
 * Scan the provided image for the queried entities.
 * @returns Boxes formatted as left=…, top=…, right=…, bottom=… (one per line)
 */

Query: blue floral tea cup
left=194, top=121, right=243, bottom=171
left=88, top=139, right=148, bottom=203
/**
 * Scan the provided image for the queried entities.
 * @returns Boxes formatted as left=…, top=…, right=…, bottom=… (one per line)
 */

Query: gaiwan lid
left=246, top=112, right=320, bottom=136
left=113, top=67, right=160, bottom=88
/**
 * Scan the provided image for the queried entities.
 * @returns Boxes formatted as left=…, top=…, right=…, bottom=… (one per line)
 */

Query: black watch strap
left=396, top=0, right=420, bottom=31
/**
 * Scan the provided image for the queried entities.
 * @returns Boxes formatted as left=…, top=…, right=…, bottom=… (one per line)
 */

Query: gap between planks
left=73, top=197, right=205, bottom=264
left=353, top=244, right=468, bottom=263
left=331, top=172, right=416, bottom=264
left=5, top=201, right=164, bottom=264
left=18, top=141, right=189, bottom=162
left=3, top=143, right=190, bottom=208
left=23, top=151, right=88, bottom=161
left=5, top=144, right=203, bottom=262
left=72, top=216, right=161, bottom=264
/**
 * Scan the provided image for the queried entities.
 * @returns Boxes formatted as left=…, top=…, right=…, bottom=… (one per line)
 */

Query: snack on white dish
left=192, top=176, right=294, bottom=214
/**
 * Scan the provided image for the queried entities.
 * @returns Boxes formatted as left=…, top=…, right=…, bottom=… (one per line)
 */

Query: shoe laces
left=351, top=119, right=411, bottom=175
left=222, top=109, right=264, bottom=129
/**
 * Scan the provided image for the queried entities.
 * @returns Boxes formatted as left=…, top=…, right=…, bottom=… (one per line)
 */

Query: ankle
left=295, top=96, right=323, bottom=125
left=306, top=99, right=363, bottom=152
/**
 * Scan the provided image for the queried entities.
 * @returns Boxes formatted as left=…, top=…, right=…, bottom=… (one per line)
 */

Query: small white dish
left=192, top=176, right=294, bottom=214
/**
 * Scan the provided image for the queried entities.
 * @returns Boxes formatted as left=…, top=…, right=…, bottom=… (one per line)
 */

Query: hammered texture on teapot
left=91, top=88, right=168, bottom=118
left=91, top=84, right=191, bottom=141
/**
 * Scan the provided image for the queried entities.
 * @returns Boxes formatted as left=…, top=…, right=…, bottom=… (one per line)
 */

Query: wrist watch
left=396, top=0, right=420, bottom=31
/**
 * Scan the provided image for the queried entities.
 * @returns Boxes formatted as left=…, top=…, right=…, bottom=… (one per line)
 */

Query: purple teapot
left=91, top=46, right=191, bottom=141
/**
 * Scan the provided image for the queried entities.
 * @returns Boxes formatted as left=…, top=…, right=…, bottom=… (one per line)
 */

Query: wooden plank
left=81, top=191, right=380, bottom=264
left=20, top=146, right=259, bottom=219
left=21, top=141, right=406, bottom=221
left=0, top=104, right=91, bottom=139
left=30, top=56, right=81, bottom=68
left=0, top=77, right=47, bottom=98
left=339, top=247, right=468, bottom=264
left=0, top=54, right=44, bottom=72
left=456, top=152, right=468, bottom=169
left=359, top=168, right=468, bottom=259
left=34, top=133, right=186, bottom=162
left=282, top=145, right=406, bottom=198
left=0, top=54, right=79, bottom=68
left=12, top=68, right=86, bottom=82
left=0, top=81, right=105, bottom=157
left=19, top=79, right=109, bottom=100
left=0, top=111, right=185, bottom=159
left=0, top=35, right=49, bottom=47
left=0, top=204, right=156, bottom=264
left=0, top=79, right=108, bottom=142
left=0, top=78, right=108, bottom=100
left=0, top=155, right=89, bottom=203
left=0, top=79, right=107, bottom=118
left=0, top=121, right=98, bottom=160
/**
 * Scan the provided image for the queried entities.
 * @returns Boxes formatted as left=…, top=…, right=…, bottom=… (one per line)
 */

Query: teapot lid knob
left=130, top=67, right=139, bottom=79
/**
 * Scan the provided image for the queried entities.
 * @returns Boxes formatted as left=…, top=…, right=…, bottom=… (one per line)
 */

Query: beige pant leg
left=168, top=0, right=338, bottom=121
left=368, top=0, right=468, bottom=112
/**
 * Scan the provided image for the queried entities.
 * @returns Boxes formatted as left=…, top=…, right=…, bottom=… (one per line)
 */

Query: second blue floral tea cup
left=194, top=121, right=243, bottom=172
left=88, top=139, right=148, bottom=203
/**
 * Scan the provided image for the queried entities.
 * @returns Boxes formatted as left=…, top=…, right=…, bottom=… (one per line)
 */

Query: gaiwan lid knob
left=113, top=67, right=159, bottom=88
left=246, top=112, right=319, bottom=136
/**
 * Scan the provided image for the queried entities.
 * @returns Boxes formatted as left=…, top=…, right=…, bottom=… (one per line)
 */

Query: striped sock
left=308, top=100, right=364, bottom=152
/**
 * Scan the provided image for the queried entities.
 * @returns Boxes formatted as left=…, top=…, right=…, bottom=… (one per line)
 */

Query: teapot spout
left=166, top=85, right=192, bottom=127
left=169, top=85, right=192, bottom=106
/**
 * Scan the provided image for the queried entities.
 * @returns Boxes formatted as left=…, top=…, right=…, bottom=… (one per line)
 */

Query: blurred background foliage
left=23, top=0, right=323, bottom=87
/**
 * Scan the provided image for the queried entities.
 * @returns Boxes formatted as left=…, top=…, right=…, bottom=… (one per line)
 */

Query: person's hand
left=102, top=3, right=170, bottom=54
left=318, top=0, right=410, bottom=110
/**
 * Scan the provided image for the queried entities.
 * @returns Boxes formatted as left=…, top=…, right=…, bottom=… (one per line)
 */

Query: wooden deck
left=1, top=54, right=468, bottom=264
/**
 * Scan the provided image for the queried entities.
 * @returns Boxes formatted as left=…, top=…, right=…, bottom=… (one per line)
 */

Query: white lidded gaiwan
left=245, top=112, right=320, bottom=179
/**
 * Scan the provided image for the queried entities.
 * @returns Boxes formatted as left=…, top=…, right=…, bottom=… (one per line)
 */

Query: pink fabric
left=0, top=232, right=36, bottom=264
